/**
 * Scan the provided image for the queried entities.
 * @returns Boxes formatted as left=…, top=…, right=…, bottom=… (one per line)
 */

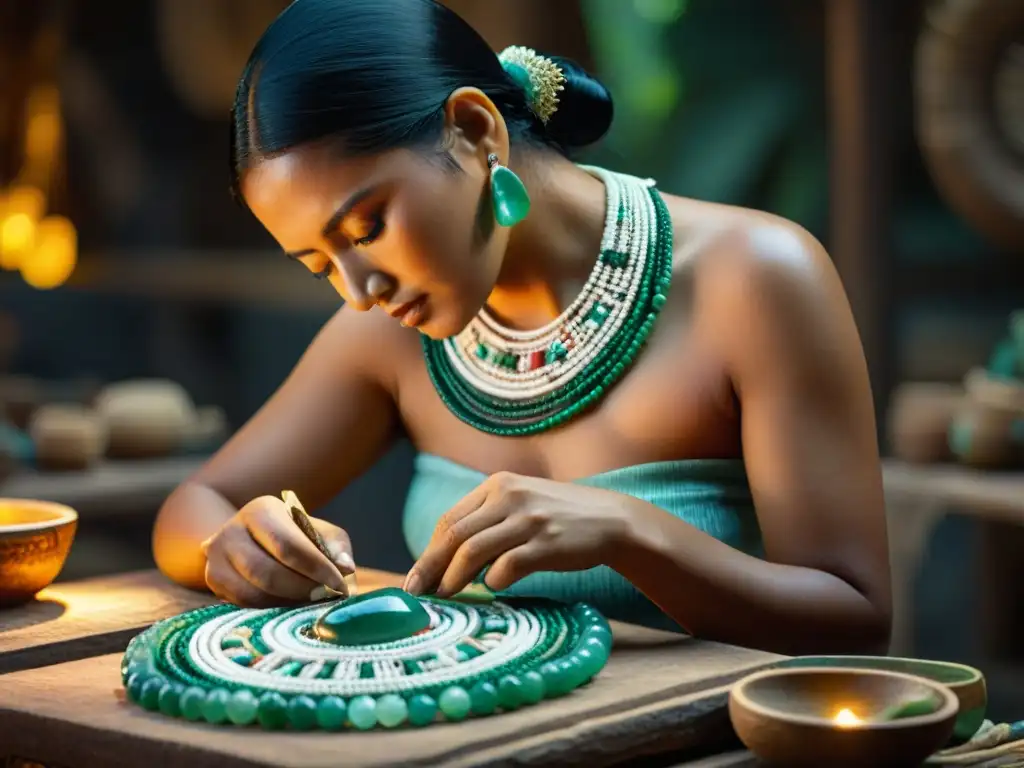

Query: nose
left=332, top=254, right=393, bottom=312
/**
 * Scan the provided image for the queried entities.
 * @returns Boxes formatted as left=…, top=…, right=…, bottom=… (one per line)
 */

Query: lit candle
left=833, top=708, right=862, bottom=728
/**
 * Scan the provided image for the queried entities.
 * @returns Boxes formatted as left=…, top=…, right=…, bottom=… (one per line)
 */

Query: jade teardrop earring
left=488, top=153, right=530, bottom=227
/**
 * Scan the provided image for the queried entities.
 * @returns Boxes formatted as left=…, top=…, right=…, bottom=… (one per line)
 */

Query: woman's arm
left=611, top=223, right=892, bottom=655
left=153, top=306, right=401, bottom=590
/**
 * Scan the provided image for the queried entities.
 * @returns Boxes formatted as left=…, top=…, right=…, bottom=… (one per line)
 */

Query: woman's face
left=241, top=137, right=509, bottom=340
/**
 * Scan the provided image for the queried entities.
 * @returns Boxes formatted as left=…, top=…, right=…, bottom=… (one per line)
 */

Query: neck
left=485, top=153, right=607, bottom=330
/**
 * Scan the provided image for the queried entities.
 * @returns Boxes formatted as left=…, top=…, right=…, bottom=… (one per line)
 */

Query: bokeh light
left=19, top=215, right=77, bottom=290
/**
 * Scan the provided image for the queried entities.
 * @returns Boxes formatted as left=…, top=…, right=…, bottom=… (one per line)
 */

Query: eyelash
left=354, top=212, right=385, bottom=246
left=310, top=211, right=385, bottom=281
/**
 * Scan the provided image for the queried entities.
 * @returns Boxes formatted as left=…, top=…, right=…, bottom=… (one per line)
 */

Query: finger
left=311, top=518, right=356, bottom=573
left=204, top=554, right=280, bottom=608
left=484, top=542, right=548, bottom=592
left=245, top=506, right=348, bottom=592
left=424, top=480, right=492, bottom=548
left=405, top=496, right=508, bottom=595
left=435, top=516, right=535, bottom=597
left=224, top=529, right=318, bottom=601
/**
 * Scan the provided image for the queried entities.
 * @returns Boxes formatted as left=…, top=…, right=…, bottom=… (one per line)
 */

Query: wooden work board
left=0, top=569, right=782, bottom=767
left=0, top=569, right=405, bottom=674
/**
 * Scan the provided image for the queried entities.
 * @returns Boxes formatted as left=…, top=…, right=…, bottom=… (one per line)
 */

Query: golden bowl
left=729, top=667, right=959, bottom=768
left=0, top=498, right=78, bottom=606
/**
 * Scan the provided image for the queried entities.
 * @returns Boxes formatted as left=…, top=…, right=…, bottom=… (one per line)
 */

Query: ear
left=443, top=87, right=509, bottom=169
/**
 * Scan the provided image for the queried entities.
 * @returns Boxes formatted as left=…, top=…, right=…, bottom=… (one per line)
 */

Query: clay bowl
left=780, top=655, right=986, bottom=744
left=729, top=667, right=959, bottom=767
left=0, top=499, right=78, bottom=606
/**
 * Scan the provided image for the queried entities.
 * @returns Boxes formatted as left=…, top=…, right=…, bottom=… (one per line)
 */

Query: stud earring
left=488, top=153, right=530, bottom=227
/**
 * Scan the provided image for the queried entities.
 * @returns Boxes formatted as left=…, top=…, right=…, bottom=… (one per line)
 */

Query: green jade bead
left=125, top=673, right=145, bottom=704
left=313, top=587, right=430, bottom=646
left=491, top=164, right=531, bottom=228
left=287, top=695, right=319, bottom=730
left=158, top=683, right=184, bottom=717
left=376, top=694, right=408, bottom=728
left=408, top=694, right=438, bottom=727
left=560, top=659, right=584, bottom=693
left=438, top=686, right=472, bottom=721
left=497, top=675, right=525, bottom=710
left=139, top=677, right=165, bottom=711
left=546, top=660, right=577, bottom=697
left=201, top=689, right=231, bottom=724
left=585, top=624, right=614, bottom=647
left=180, top=687, right=206, bottom=721
left=256, top=692, right=289, bottom=730
left=226, top=690, right=259, bottom=726
left=574, top=647, right=603, bottom=682
left=581, top=635, right=611, bottom=666
left=469, top=681, right=499, bottom=716
left=521, top=671, right=546, bottom=704
left=316, top=696, right=348, bottom=731
left=348, top=695, right=378, bottom=730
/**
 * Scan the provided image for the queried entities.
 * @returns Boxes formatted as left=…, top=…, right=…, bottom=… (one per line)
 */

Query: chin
left=420, top=303, right=481, bottom=340
left=419, top=320, right=463, bottom=341
left=417, top=324, right=449, bottom=341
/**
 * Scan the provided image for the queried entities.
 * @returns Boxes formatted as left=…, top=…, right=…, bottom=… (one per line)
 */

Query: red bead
left=528, top=350, right=546, bottom=370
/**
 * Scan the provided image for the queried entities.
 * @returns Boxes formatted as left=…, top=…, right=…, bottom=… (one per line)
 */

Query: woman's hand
left=201, top=495, right=355, bottom=607
left=403, top=472, right=632, bottom=597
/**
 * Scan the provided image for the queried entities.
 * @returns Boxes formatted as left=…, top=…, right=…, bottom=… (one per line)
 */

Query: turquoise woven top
left=402, top=453, right=762, bottom=633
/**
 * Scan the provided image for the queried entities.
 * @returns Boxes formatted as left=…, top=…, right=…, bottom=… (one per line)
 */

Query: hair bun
left=543, top=55, right=614, bottom=150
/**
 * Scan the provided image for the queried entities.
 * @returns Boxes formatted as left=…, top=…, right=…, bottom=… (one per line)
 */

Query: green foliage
left=581, top=0, right=828, bottom=236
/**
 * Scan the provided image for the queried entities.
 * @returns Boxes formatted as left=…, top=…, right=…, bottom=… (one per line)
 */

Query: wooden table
left=0, top=569, right=782, bottom=767
left=882, top=460, right=1024, bottom=656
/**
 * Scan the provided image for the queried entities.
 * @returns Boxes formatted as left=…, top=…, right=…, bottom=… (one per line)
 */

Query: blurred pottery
left=28, top=404, right=107, bottom=471
left=94, top=379, right=197, bottom=459
left=951, top=369, right=1024, bottom=468
left=888, top=382, right=962, bottom=464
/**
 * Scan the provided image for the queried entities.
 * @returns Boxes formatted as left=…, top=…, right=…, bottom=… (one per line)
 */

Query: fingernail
left=404, top=572, right=422, bottom=595
left=335, top=551, right=355, bottom=573
left=309, top=585, right=331, bottom=602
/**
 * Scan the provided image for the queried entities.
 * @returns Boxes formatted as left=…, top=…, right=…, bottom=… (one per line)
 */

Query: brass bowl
left=0, top=499, right=78, bottom=606
left=780, top=655, right=986, bottom=743
left=729, top=667, right=959, bottom=768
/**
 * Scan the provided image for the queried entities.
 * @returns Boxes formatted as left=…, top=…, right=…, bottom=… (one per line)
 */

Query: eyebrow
left=284, top=186, right=376, bottom=260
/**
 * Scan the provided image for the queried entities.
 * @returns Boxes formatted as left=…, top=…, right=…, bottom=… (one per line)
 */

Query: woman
left=153, top=0, right=891, bottom=655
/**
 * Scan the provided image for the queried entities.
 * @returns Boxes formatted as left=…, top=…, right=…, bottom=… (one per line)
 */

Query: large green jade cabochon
left=313, top=587, right=431, bottom=646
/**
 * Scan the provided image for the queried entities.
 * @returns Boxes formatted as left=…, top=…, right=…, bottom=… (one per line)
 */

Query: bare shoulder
left=310, top=302, right=422, bottom=391
left=665, top=195, right=839, bottom=302
left=663, top=195, right=867, bottom=389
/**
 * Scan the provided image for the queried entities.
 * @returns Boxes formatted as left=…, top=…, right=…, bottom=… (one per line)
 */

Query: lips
left=389, top=295, right=428, bottom=328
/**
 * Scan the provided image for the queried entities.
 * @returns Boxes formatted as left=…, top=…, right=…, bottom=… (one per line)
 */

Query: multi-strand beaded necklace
left=422, top=166, right=674, bottom=436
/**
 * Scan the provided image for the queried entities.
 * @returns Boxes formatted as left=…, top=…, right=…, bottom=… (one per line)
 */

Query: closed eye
left=353, top=211, right=385, bottom=246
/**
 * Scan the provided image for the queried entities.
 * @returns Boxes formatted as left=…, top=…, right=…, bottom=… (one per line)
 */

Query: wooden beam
left=826, top=0, right=898, bottom=432
left=0, top=251, right=340, bottom=312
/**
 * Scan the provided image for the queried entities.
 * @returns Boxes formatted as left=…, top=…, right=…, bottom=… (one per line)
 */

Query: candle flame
left=833, top=708, right=862, bottom=727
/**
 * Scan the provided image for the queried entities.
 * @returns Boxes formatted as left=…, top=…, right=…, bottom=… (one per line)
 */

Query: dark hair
left=230, top=0, right=613, bottom=194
